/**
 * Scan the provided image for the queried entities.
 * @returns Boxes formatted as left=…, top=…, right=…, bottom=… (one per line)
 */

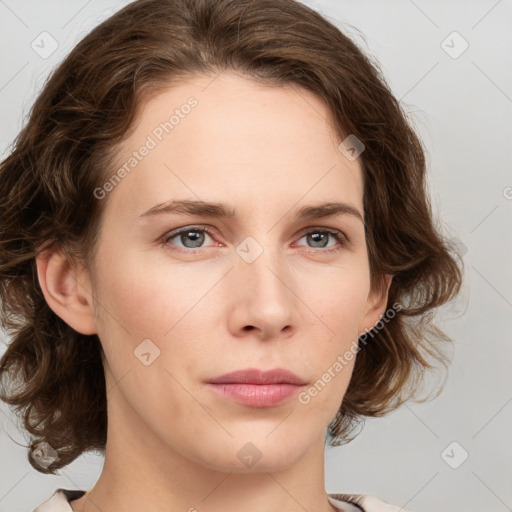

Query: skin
left=37, top=71, right=392, bottom=512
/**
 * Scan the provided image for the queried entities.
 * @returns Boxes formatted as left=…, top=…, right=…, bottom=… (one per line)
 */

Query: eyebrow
left=138, top=199, right=364, bottom=224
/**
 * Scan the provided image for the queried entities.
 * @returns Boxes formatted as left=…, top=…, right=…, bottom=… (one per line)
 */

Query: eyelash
left=161, top=225, right=347, bottom=254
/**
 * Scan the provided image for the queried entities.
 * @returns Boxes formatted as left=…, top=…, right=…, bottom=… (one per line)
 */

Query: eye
left=162, top=225, right=216, bottom=252
left=161, top=225, right=347, bottom=254
left=294, top=228, right=347, bottom=254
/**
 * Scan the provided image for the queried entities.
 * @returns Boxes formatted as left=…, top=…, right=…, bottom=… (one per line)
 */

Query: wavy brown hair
left=0, top=0, right=463, bottom=474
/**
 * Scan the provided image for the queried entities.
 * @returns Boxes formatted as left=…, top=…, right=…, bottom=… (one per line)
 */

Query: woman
left=0, top=0, right=463, bottom=511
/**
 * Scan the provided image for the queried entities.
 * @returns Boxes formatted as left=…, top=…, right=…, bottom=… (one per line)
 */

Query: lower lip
left=205, top=383, right=303, bottom=407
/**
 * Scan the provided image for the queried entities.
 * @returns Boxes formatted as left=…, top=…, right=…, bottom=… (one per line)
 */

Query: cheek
left=92, top=245, right=200, bottom=337
left=90, top=246, right=226, bottom=390
left=305, top=263, right=370, bottom=334
left=292, top=264, right=369, bottom=404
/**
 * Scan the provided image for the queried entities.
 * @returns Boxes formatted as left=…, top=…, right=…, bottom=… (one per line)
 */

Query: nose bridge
left=237, top=232, right=288, bottom=295
left=231, top=231, right=296, bottom=331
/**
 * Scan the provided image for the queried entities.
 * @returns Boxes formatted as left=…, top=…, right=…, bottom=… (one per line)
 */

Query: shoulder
left=328, top=492, right=415, bottom=512
left=32, top=488, right=86, bottom=512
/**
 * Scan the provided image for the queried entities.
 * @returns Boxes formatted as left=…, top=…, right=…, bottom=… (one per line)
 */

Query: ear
left=35, top=244, right=97, bottom=335
left=358, top=273, right=393, bottom=336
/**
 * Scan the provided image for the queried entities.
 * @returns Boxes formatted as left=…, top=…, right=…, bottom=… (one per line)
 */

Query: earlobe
left=35, top=245, right=98, bottom=335
left=358, top=273, right=393, bottom=336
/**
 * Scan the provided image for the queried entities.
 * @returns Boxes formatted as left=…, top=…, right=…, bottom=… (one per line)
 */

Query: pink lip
left=206, top=368, right=306, bottom=385
left=205, top=368, right=306, bottom=408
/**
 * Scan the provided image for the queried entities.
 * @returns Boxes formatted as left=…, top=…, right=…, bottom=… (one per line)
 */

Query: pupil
left=310, top=233, right=328, bottom=248
left=182, top=231, right=203, bottom=248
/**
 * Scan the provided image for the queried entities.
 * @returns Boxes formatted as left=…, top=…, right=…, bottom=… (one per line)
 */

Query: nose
left=226, top=239, right=298, bottom=341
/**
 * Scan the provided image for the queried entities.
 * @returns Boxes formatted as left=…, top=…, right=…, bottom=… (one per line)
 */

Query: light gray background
left=1, top=1, right=511, bottom=511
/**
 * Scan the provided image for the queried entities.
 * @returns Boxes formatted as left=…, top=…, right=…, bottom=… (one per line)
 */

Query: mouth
left=204, top=368, right=307, bottom=408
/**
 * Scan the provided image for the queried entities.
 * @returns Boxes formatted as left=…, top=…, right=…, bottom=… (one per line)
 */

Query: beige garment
left=33, top=488, right=413, bottom=512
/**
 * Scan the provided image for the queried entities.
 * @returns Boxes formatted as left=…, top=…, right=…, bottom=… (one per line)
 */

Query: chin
left=190, top=435, right=312, bottom=474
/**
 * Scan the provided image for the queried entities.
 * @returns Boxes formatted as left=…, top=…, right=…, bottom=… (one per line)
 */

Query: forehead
left=104, top=71, right=364, bottom=222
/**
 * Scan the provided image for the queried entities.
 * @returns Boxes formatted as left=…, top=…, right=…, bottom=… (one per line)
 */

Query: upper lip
left=206, top=368, right=306, bottom=385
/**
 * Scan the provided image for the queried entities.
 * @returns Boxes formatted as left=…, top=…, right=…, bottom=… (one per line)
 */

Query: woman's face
left=79, top=71, right=390, bottom=473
